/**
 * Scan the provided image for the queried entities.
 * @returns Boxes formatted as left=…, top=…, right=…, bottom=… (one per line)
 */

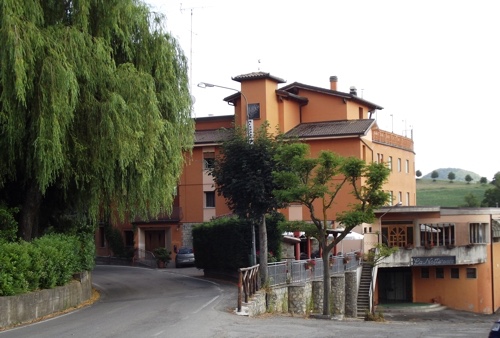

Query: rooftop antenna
left=180, top=3, right=206, bottom=94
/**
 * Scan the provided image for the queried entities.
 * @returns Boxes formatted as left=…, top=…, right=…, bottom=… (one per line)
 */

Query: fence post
left=237, top=269, right=243, bottom=312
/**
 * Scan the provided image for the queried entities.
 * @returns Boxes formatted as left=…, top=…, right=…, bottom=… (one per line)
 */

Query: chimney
left=329, top=76, right=338, bottom=91
left=349, top=86, right=357, bottom=96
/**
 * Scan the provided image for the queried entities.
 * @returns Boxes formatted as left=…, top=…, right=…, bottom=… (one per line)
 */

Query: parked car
left=489, top=318, right=500, bottom=338
left=175, top=247, right=195, bottom=268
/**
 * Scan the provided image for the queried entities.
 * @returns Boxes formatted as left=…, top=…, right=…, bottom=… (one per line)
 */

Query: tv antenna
left=180, top=3, right=206, bottom=94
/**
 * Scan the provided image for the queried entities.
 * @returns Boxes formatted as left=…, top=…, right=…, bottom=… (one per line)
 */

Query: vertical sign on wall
left=247, top=119, right=254, bottom=143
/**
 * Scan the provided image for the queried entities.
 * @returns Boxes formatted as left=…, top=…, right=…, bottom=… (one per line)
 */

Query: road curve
left=0, top=265, right=495, bottom=338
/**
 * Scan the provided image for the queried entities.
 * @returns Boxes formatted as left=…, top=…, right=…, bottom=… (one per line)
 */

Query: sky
left=147, top=0, right=500, bottom=179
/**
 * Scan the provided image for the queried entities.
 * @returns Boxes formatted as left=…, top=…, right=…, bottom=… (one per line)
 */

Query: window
left=248, top=103, right=260, bottom=119
left=203, top=152, right=215, bottom=169
left=470, top=223, right=487, bottom=243
left=358, top=107, right=364, bottom=119
left=205, top=191, right=215, bottom=208
left=405, top=160, right=409, bottom=174
left=124, top=230, right=134, bottom=248
left=436, top=267, right=444, bottom=279
left=98, top=226, right=106, bottom=247
left=450, top=268, right=459, bottom=279
left=421, top=268, right=429, bottom=278
left=466, top=268, right=477, bottom=279
left=420, top=223, right=455, bottom=247
left=376, top=153, right=381, bottom=163
left=406, top=192, right=410, bottom=206
left=398, top=192, right=402, bottom=204
left=388, top=156, right=392, bottom=171
left=397, top=158, right=401, bottom=172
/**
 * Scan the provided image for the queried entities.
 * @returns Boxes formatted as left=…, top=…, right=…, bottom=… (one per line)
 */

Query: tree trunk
left=322, top=241, right=331, bottom=315
left=20, top=181, right=42, bottom=241
left=259, top=214, right=268, bottom=286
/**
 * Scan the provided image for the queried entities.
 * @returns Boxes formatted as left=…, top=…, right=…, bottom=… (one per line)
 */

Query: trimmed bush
left=192, top=213, right=284, bottom=271
left=0, top=232, right=95, bottom=296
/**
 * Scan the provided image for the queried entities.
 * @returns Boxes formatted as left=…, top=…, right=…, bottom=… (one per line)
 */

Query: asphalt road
left=0, top=265, right=497, bottom=338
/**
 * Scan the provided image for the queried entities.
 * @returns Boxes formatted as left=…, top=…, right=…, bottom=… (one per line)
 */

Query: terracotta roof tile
left=285, top=120, right=375, bottom=138
left=195, top=128, right=233, bottom=144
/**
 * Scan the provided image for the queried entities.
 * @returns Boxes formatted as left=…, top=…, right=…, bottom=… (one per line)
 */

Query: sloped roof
left=232, top=72, right=286, bottom=84
left=280, top=82, right=383, bottom=111
left=195, top=128, right=233, bottom=145
left=285, top=119, right=375, bottom=139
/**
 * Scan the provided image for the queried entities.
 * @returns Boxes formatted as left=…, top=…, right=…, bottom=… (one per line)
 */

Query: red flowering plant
left=305, top=259, right=316, bottom=270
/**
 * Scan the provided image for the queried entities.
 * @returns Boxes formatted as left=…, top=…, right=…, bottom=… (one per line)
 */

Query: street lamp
left=197, top=82, right=256, bottom=265
left=197, top=82, right=251, bottom=139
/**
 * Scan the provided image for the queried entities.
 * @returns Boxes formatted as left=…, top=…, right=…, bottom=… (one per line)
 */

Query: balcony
left=132, top=207, right=183, bottom=224
left=372, top=129, right=413, bottom=152
left=380, top=244, right=487, bottom=268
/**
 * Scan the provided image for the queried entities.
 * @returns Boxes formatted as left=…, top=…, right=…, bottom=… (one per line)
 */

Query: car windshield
left=178, top=248, right=193, bottom=254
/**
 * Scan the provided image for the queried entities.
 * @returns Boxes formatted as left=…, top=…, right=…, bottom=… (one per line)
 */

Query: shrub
left=0, top=232, right=95, bottom=296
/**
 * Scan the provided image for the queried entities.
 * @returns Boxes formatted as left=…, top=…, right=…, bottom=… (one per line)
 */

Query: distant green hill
left=420, top=168, right=484, bottom=182
left=416, top=178, right=490, bottom=207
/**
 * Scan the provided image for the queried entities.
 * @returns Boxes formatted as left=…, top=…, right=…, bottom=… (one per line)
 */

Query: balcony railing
left=133, top=207, right=183, bottom=223
left=380, top=244, right=487, bottom=267
left=372, top=129, right=413, bottom=152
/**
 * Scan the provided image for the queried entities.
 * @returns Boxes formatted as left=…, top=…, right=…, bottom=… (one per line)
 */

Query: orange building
left=95, top=71, right=500, bottom=314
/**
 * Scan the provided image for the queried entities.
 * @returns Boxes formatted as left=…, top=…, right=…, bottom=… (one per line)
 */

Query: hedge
left=192, top=213, right=284, bottom=271
left=0, top=233, right=95, bottom=296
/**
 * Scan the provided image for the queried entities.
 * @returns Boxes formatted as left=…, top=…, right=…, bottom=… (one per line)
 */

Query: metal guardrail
left=267, top=252, right=360, bottom=287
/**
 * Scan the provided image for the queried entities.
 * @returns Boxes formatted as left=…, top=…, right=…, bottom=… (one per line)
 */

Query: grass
left=416, top=179, right=490, bottom=207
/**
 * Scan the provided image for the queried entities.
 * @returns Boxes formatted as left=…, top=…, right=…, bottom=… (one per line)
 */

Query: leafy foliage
left=448, top=172, right=456, bottom=183
left=0, top=0, right=194, bottom=239
left=431, top=170, right=439, bottom=181
left=0, top=203, right=18, bottom=241
left=192, top=214, right=283, bottom=271
left=210, top=124, right=287, bottom=281
left=273, top=142, right=390, bottom=315
left=465, top=174, right=473, bottom=184
left=482, top=172, right=500, bottom=207
left=0, top=233, right=95, bottom=296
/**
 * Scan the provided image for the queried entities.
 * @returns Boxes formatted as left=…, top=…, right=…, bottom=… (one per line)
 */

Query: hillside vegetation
left=420, top=167, right=484, bottom=182
left=416, top=179, right=490, bottom=207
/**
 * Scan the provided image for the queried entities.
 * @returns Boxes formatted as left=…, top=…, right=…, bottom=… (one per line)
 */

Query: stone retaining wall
left=243, top=267, right=360, bottom=318
left=0, top=271, right=92, bottom=329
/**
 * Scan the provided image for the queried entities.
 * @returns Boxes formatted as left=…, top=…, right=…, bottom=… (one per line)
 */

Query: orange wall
left=298, top=91, right=348, bottom=123
left=412, top=258, right=493, bottom=314
left=493, top=242, right=500, bottom=312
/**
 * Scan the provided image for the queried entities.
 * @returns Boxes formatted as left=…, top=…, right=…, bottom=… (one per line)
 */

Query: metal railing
left=133, top=248, right=157, bottom=268
left=267, top=252, right=360, bottom=287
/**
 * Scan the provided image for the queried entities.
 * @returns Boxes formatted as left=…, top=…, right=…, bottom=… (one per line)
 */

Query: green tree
left=431, top=170, right=439, bottom=182
left=0, top=1, right=194, bottom=240
left=210, top=124, right=286, bottom=283
left=465, top=174, right=473, bottom=184
left=448, top=172, right=456, bottom=183
left=273, top=143, right=390, bottom=316
left=416, top=170, right=422, bottom=178
left=462, top=193, right=480, bottom=207
left=482, top=172, right=500, bottom=207
left=480, top=177, right=488, bottom=184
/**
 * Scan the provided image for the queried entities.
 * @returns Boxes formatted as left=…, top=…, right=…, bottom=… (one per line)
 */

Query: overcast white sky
left=147, top=0, right=499, bottom=179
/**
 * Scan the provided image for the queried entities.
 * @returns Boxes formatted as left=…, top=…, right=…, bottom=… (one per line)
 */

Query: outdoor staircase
left=357, top=263, right=372, bottom=318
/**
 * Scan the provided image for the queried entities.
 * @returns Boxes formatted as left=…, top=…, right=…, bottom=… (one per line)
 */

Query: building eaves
left=280, top=82, right=383, bottom=110
left=275, top=89, right=309, bottom=105
left=195, top=128, right=233, bottom=145
left=285, top=120, right=375, bottom=139
left=232, top=72, right=286, bottom=84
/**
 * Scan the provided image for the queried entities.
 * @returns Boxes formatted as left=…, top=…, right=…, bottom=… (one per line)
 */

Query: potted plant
left=305, top=259, right=316, bottom=270
left=154, top=247, right=171, bottom=268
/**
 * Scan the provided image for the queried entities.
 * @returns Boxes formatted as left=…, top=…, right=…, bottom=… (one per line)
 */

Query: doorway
left=378, top=267, right=412, bottom=303
left=145, top=230, right=165, bottom=252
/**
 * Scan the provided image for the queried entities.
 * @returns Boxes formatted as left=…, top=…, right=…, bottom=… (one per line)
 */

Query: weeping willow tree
left=0, top=0, right=194, bottom=240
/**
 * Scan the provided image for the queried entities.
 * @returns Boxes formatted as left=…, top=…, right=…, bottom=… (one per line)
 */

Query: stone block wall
left=0, top=271, right=92, bottom=329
